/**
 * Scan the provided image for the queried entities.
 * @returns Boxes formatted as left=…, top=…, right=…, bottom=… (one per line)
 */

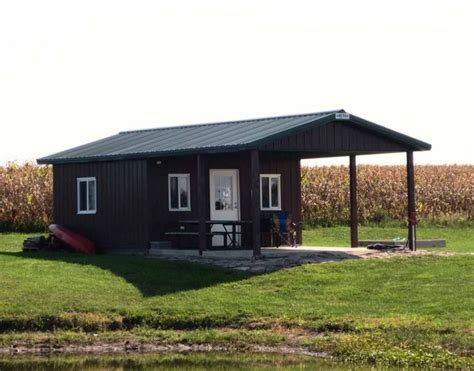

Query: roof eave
left=36, top=144, right=256, bottom=165
left=348, top=114, right=432, bottom=151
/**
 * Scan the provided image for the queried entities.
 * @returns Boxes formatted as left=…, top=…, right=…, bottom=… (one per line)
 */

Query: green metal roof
left=37, top=110, right=431, bottom=164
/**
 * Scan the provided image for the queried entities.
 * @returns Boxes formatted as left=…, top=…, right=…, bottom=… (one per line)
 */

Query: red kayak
left=48, top=224, right=96, bottom=255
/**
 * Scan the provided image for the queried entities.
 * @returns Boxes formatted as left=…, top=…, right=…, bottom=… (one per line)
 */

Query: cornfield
left=0, top=163, right=52, bottom=231
left=302, top=165, right=474, bottom=225
left=0, top=163, right=472, bottom=231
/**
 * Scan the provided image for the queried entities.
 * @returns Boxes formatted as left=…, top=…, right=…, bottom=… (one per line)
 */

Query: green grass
left=0, top=231, right=472, bottom=368
left=303, top=224, right=474, bottom=252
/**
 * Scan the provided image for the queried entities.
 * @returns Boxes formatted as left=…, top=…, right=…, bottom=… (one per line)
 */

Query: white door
left=209, top=169, right=240, bottom=247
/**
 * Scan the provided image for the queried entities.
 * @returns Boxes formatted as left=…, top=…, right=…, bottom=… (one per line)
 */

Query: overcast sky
left=1, top=0, right=473, bottom=166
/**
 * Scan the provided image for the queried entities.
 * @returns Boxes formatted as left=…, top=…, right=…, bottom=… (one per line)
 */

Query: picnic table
left=169, top=220, right=252, bottom=248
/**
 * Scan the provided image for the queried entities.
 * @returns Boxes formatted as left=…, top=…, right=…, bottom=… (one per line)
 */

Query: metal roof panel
left=37, top=110, right=431, bottom=164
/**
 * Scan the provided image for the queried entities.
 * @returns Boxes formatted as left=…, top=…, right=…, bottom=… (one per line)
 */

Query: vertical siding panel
left=342, top=123, right=350, bottom=150
left=348, top=125, right=357, bottom=150
left=132, top=161, right=138, bottom=248
left=103, top=162, right=109, bottom=248
left=283, top=158, right=290, bottom=212
left=287, top=158, right=293, bottom=213
left=131, top=161, right=136, bottom=245
left=334, top=122, right=342, bottom=150
left=310, top=128, right=317, bottom=151
left=68, top=165, right=74, bottom=227
left=119, top=162, right=124, bottom=244
left=127, top=161, right=132, bottom=244
left=331, top=122, right=336, bottom=150
left=273, top=139, right=280, bottom=151
left=142, top=160, right=147, bottom=246
left=307, top=130, right=312, bottom=151
left=137, top=160, right=143, bottom=245
left=123, top=161, right=128, bottom=245
left=319, top=126, right=327, bottom=151
left=290, top=134, right=297, bottom=150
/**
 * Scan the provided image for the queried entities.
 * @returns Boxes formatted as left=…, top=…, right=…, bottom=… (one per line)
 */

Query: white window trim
left=168, top=173, right=191, bottom=211
left=77, top=177, right=97, bottom=215
left=260, top=174, right=282, bottom=211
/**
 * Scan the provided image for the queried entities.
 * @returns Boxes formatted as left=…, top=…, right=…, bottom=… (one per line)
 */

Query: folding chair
left=270, top=211, right=299, bottom=248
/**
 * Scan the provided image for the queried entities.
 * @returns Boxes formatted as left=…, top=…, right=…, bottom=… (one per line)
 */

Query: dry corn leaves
left=0, top=163, right=52, bottom=231
left=0, top=163, right=472, bottom=230
left=302, top=165, right=473, bottom=225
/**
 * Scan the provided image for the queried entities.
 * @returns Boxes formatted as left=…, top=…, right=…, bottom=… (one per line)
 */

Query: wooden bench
left=164, top=231, right=199, bottom=237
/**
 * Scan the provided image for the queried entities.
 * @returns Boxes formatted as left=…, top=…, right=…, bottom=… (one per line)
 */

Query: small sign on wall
left=335, top=112, right=350, bottom=120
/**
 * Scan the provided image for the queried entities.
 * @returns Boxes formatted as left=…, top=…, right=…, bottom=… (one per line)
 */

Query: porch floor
left=148, top=246, right=403, bottom=273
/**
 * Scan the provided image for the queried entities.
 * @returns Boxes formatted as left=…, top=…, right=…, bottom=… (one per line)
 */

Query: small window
left=77, top=177, right=97, bottom=214
left=168, top=174, right=191, bottom=211
left=260, top=174, right=281, bottom=210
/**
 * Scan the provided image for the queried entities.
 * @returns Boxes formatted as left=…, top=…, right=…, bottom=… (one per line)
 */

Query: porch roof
left=37, top=110, right=431, bottom=164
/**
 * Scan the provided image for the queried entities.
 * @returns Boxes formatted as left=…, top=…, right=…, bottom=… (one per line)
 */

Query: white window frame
left=168, top=173, right=191, bottom=211
left=77, top=177, right=97, bottom=215
left=260, top=174, right=281, bottom=211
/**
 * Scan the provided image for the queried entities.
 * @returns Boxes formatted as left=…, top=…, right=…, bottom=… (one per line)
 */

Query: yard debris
left=22, top=235, right=53, bottom=252
left=367, top=243, right=406, bottom=250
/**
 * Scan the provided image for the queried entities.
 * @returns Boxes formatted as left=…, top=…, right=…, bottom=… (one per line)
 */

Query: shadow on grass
left=0, top=250, right=250, bottom=298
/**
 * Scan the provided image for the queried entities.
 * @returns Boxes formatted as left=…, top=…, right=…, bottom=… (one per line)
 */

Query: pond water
left=0, top=352, right=378, bottom=370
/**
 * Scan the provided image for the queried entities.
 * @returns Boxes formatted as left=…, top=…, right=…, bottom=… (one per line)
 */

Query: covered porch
left=190, top=112, right=430, bottom=257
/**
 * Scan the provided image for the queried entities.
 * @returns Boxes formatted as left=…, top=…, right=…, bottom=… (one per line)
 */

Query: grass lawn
left=0, top=231, right=472, bottom=367
left=303, top=224, right=474, bottom=252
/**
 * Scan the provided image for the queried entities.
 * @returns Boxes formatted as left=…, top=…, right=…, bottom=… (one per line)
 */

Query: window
left=77, top=177, right=97, bottom=214
left=168, top=174, right=191, bottom=211
left=260, top=174, right=281, bottom=210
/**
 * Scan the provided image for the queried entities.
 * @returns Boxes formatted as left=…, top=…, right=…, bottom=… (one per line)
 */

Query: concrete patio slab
left=148, top=246, right=387, bottom=273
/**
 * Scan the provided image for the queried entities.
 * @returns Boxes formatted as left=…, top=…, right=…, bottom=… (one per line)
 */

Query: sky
left=0, top=0, right=473, bottom=166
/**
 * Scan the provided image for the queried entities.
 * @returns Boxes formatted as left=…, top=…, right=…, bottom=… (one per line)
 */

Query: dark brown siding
left=147, top=152, right=302, bottom=246
left=261, top=121, right=407, bottom=156
left=147, top=155, right=198, bottom=242
left=53, top=160, right=148, bottom=252
left=147, top=154, right=252, bottom=243
left=53, top=151, right=304, bottom=251
left=260, top=153, right=302, bottom=244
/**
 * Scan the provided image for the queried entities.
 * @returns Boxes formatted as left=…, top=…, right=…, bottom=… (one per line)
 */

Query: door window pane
left=214, top=175, right=233, bottom=210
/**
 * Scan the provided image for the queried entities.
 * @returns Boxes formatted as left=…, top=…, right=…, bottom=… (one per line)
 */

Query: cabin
left=37, top=110, right=431, bottom=256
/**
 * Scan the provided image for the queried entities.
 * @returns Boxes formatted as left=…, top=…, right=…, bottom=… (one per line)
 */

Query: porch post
left=197, top=154, right=207, bottom=255
left=349, top=155, right=359, bottom=248
left=407, top=151, right=416, bottom=251
left=250, top=150, right=261, bottom=258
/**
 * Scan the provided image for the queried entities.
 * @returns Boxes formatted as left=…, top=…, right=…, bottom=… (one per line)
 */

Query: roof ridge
left=119, top=109, right=344, bottom=134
